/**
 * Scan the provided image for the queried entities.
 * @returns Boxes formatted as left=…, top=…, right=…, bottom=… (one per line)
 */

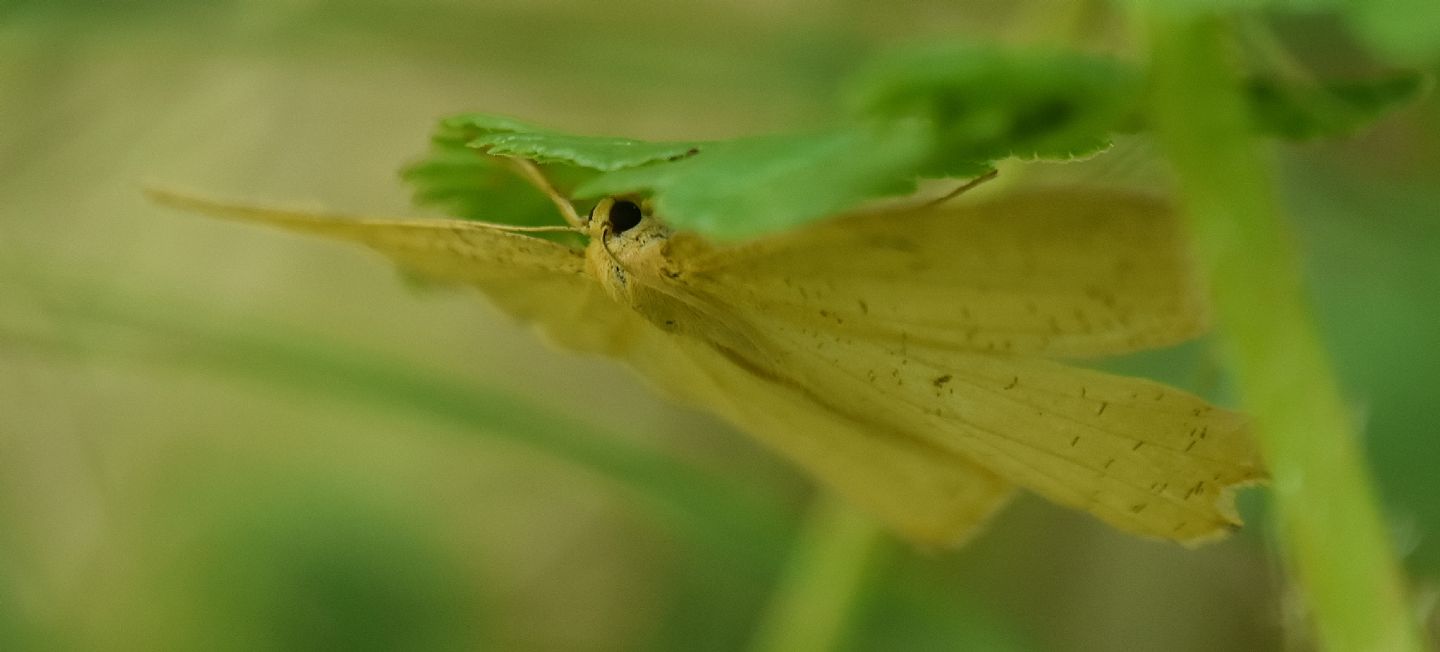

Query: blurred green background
left=1, top=2, right=1436, bottom=650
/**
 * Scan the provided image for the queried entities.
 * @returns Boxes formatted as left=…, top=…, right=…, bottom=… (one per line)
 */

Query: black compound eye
left=609, top=199, right=643, bottom=234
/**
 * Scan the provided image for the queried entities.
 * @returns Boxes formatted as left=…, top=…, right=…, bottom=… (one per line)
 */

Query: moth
left=148, top=164, right=1265, bottom=547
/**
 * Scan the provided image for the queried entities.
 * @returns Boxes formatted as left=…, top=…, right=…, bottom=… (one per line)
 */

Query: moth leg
left=501, top=156, right=586, bottom=228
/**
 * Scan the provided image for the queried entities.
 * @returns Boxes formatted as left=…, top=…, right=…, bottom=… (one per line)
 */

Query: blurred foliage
left=843, top=44, right=1137, bottom=167
left=148, top=473, right=488, bottom=651
left=2, top=0, right=1438, bottom=651
left=1344, top=0, right=1440, bottom=61
left=1244, top=70, right=1430, bottom=141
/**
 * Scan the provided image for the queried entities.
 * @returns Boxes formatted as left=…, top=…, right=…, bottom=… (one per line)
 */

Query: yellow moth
left=147, top=166, right=1265, bottom=548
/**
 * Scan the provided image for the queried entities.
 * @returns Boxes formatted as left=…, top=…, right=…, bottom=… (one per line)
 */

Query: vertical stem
left=749, top=495, right=881, bottom=652
left=1143, top=12, right=1424, bottom=652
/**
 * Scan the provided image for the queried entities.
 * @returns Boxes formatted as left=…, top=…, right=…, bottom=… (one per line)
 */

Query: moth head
left=583, top=195, right=678, bottom=283
left=590, top=197, right=642, bottom=237
left=586, top=196, right=656, bottom=241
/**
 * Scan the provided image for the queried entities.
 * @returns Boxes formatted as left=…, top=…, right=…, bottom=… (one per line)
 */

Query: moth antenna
left=918, top=169, right=1000, bottom=209
left=492, top=224, right=586, bottom=234
left=600, top=225, right=629, bottom=273
left=502, top=157, right=585, bottom=228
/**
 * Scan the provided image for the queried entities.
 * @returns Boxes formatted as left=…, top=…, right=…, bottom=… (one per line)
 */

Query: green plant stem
left=749, top=495, right=881, bottom=652
left=1143, top=12, right=1424, bottom=652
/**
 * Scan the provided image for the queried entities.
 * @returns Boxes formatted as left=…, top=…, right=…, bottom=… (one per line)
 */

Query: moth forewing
left=682, top=189, right=1211, bottom=359
left=145, top=187, right=588, bottom=278
left=617, top=329, right=1019, bottom=546
left=769, top=323, right=1263, bottom=543
left=146, top=188, right=646, bottom=356
left=659, top=189, right=1264, bottom=544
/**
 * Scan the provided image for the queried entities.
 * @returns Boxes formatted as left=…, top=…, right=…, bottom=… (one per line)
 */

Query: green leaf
left=570, top=46, right=1150, bottom=239
left=435, top=113, right=704, bottom=171
left=1245, top=71, right=1430, bottom=141
left=844, top=44, right=1143, bottom=176
left=405, top=47, right=1154, bottom=241
left=404, top=114, right=708, bottom=232
left=574, top=122, right=931, bottom=240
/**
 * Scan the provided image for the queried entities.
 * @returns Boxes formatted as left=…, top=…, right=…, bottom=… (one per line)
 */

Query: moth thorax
left=586, top=220, right=667, bottom=289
